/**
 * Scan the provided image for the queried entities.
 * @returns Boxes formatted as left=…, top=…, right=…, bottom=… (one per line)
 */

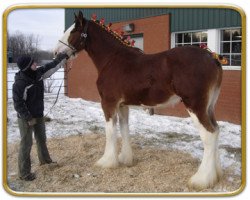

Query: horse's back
left=165, top=46, right=222, bottom=84
left=166, top=46, right=221, bottom=69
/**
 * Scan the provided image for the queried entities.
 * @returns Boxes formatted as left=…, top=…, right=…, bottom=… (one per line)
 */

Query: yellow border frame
left=2, top=3, right=246, bottom=197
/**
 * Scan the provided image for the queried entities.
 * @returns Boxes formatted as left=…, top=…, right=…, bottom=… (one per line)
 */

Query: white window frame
left=171, top=30, right=208, bottom=48
left=219, top=27, right=242, bottom=70
left=171, top=28, right=241, bottom=70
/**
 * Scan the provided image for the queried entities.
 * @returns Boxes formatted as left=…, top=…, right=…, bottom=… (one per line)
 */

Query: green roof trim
left=65, top=8, right=241, bottom=32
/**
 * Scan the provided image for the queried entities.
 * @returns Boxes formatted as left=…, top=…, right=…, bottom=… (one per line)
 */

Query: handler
left=12, top=52, right=68, bottom=181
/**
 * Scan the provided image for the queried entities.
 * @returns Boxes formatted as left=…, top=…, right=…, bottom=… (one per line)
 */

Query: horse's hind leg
left=187, top=110, right=220, bottom=190
left=206, top=87, right=223, bottom=179
left=118, top=105, right=133, bottom=166
left=186, top=88, right=222, bottom=190
left=95, top=102, right=119, bottom=168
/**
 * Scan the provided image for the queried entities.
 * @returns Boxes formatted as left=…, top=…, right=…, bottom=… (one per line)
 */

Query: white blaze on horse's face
left=54, top=23, right=75, bottom=56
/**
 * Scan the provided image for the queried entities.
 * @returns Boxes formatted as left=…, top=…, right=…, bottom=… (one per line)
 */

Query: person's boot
left=20, top=172, right=36, bottom=181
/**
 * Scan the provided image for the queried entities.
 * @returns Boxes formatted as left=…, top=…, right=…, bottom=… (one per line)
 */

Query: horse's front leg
left=118, top=105, right=133, bottom=166
left=96, top=104, right=119, bottom=168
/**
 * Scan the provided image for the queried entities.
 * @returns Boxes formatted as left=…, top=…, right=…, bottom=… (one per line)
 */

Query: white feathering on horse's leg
left=188, top=111, right=220, bottom=190
left=118, top=106, right=133, bottom=166
left=95, top=118, right=119, bottom=168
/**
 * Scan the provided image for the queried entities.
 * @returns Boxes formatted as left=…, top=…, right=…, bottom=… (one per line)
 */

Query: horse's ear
left=74, top=11, right=85, bottom=27
left=78, top=11, right=84, bottom=19
left=77, top=11, right=85, bottom=27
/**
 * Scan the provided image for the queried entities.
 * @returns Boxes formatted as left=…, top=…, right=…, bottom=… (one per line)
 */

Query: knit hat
left=17, top=55, right=34, bottom=71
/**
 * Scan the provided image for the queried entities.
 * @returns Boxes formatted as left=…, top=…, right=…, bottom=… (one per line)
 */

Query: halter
left=58, top=40, right=76, bottom=51
left=58, top=20, right=89, bottom=53
left=80, top=20, right=89, bottom=48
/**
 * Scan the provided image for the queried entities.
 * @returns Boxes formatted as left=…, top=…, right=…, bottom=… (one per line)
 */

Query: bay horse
left=54, top=11, right=223, bottom=190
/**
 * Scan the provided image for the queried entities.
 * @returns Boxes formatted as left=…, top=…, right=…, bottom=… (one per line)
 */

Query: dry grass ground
left=7, top=133, right=241, bottom=194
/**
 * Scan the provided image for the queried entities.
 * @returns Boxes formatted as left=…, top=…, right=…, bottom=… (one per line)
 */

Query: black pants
left=18, top=117, right=52, bottom=178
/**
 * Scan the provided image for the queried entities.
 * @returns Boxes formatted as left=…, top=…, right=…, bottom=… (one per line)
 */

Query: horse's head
left=54, top=11, right=88, bottom=58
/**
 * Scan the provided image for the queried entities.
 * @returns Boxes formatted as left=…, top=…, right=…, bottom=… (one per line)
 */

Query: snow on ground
left=7, top=95, right=241, bottom=175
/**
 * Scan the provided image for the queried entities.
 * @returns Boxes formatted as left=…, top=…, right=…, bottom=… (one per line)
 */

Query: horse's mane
left=90, top=16, right=144, bottom=54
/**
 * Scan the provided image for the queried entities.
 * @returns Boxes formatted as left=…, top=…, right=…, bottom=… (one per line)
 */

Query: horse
left=54, top=11, right=223, bottom=190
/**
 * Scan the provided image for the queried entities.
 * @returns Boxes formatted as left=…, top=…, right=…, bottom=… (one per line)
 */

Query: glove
left=55, top=52, right=69, bottom=62
left=28, top=118, right=37, bottom=126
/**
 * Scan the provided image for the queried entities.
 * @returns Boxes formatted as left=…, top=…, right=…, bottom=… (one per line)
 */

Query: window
left=220, top=28, right=241, bottom=66
left=175, top=31, right=207, bottom=47
left=130, top=34, right=144, bottom=50
left=125, top=33, right=144, bottom=50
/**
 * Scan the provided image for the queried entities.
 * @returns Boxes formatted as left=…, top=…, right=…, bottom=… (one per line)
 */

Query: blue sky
left=7, top=9, right=65, bottom=51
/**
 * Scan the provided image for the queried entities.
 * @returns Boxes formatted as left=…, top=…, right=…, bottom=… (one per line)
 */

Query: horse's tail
left=212, top=53, right=228, bottom=66
left=199, top=44, right=228, bottom=66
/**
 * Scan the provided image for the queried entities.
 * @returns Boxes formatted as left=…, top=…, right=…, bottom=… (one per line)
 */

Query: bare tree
left=7, top=31, right=41, bottom=62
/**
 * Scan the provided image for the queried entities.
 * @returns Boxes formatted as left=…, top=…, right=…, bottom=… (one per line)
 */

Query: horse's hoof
left=188, top=171, right=219, bottom=190
left=95, top=156, right=119, bottom=168
left=118, top=153, right=133, bottom=166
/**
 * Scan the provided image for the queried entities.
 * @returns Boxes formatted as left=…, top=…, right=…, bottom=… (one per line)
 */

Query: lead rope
left=44, top=80, right=64, bottom=118
left=44, top=39, right=77, bottom=117
left=44, top=55, right=74, bottom=118
left=44, top=65, right=73, bottom=118
left=58, top=40, right=76, bottom=51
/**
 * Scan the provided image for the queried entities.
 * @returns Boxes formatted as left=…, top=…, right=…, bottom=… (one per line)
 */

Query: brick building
left=64, top=8, right=243, bottom=124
